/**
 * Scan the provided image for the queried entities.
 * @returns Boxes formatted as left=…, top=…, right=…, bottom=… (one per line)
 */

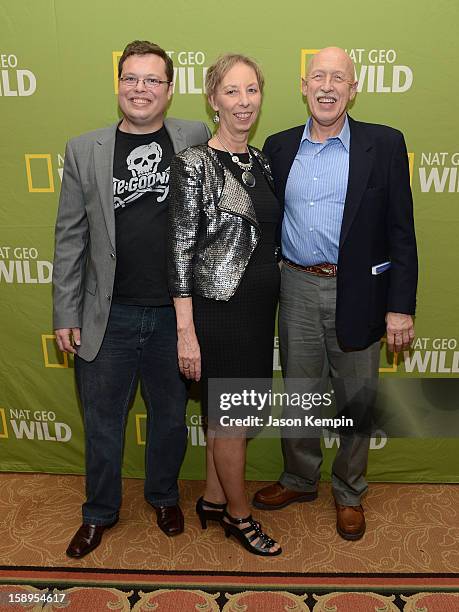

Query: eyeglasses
left=119, top=76, right=171, bottom=89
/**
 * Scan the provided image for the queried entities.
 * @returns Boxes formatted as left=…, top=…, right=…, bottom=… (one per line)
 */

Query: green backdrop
left=1, top=0, right=458, bottom=482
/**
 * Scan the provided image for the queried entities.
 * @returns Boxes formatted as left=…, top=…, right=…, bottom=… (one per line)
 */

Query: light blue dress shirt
left=282, top=115, right=350, bottom=266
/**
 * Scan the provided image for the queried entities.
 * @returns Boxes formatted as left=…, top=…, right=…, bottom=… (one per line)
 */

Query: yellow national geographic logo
left=300, top=49, right=320, bottom=82
left=408, top=153, right=414, bottom=186
left=25, top=153, right=64, bottom=193
left=24, top=154, right=54, bottom=192
left=135, top=413, right=146, bottom=445
left=113, top=51, right=122, bottom=94
left=41, top=334, right=68, bottom=368
left=0, top=408, right=8, bottom=438
left=379, top=337, right=399, bottom=373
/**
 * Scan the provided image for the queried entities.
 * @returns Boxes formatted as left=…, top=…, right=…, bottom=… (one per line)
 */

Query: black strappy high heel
left=222, top=510, right=282, bottom=556
left=195, top=496, right=227, bottom=529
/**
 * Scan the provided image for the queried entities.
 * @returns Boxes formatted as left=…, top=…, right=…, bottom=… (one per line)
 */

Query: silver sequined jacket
left=168, top=144, right=275, bottom=301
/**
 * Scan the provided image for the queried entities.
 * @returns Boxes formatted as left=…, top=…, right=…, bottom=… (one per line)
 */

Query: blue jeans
left=75, top=303, right=188, bottom=526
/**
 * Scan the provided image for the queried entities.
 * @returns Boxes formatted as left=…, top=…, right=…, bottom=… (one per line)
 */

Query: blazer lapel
left=339, top=118, right=373, bottom=248
left=218, top=168, right=259, bottom=228
left=203, top=146, right=259, bottom=228
left=164, top=118, right=187, bottom=154
left=94, top=124, right=117, bottom=250
left=251, top=147, right=275, bottom=193
left=270, top=126, right=303, bottom=204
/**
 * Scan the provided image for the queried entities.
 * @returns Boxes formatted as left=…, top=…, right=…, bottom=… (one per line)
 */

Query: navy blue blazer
left=263, top=115, right=418, bottom=350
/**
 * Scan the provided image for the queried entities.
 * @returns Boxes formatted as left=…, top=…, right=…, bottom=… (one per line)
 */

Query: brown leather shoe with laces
left=335, top=501, right=366, bottom=540
left=253, top=482, right=318, bottom=510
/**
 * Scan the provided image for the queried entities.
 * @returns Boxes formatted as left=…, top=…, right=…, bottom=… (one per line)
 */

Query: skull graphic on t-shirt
left=113, top=140, right=170, bottom=210
left=127, top=142, right=162, bottom=177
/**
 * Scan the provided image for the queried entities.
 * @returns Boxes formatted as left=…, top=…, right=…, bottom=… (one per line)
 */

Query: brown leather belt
left=283, top=258, right=338, bottom=277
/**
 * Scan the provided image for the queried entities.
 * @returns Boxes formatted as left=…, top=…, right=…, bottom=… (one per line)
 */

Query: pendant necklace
left=215, top=135, right=256, bottom=187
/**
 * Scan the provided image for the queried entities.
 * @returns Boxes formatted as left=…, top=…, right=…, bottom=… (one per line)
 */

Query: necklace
left=215, top=135, right=256, bottom=187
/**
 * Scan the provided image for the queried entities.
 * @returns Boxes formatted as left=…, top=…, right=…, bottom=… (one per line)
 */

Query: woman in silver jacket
left=168, top=53, right=281, bottom=556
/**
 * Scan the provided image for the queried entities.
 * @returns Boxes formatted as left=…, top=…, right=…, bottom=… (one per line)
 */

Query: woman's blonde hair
left=205, top=53, right=264, bottom=98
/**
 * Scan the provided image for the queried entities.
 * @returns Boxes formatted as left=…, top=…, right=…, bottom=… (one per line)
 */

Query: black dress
left=193, top=148, right=281, bottom=392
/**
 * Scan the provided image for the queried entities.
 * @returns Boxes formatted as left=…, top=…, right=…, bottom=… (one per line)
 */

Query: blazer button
left=105, top=294, right=111, bottom=300
left=110, top=252, right=116, bottom=259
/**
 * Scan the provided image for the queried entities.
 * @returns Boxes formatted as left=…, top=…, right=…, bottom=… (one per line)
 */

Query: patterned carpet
left=1, top=474, right=458, bottom=610
left=0, top=473, right=458, bottom=572
left=2, top=579, right=459, bottom=611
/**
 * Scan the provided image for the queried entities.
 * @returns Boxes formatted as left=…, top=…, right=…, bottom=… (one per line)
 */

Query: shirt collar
left=302, top=114, right=350, bottom=152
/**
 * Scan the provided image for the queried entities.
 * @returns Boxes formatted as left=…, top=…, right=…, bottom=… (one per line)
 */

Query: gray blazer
left=52, top=117, right=211, bottom=362
left=168, top=144, right=275, bottom=301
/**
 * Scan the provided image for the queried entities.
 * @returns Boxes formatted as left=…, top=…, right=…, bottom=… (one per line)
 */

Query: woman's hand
left=177, top=326, right=201, bottom=381
left=173, top=297, right=201, bottom=381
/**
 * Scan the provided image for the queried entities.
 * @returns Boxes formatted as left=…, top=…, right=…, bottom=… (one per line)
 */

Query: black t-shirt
left=112, top=126, right=174, bottom=306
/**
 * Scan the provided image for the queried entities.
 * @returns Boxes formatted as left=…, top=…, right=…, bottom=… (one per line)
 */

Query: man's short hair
left=205, top=53, right=264, bottom=98
left=118, top=40, right=174, bottom=83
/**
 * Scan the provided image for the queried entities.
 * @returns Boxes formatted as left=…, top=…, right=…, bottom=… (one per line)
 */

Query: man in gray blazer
left=53, top=40, right=210, bottom=558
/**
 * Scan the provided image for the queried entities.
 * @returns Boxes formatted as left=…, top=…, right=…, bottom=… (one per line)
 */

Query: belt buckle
left=314, top=263, right=336, bottom=277
left=321, top=264, right=335, bottom=276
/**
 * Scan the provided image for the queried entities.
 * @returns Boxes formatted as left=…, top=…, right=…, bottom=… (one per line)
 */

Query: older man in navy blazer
left=254, top=47, right=417, bottom=540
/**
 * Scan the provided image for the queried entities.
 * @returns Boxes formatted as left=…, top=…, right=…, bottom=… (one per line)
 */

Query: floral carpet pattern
left=0, top=474, right=458, bottom=610
left=1, top=474, right=458, bottom=573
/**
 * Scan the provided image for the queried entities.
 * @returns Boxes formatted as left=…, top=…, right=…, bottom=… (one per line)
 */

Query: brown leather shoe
left=252, top=482, right=318, bottom=510
left=154, top=504, right=184, bottom=536
left=335, top=501, right=366, bottom=540
left=66, top=520, right=118, bottom=558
